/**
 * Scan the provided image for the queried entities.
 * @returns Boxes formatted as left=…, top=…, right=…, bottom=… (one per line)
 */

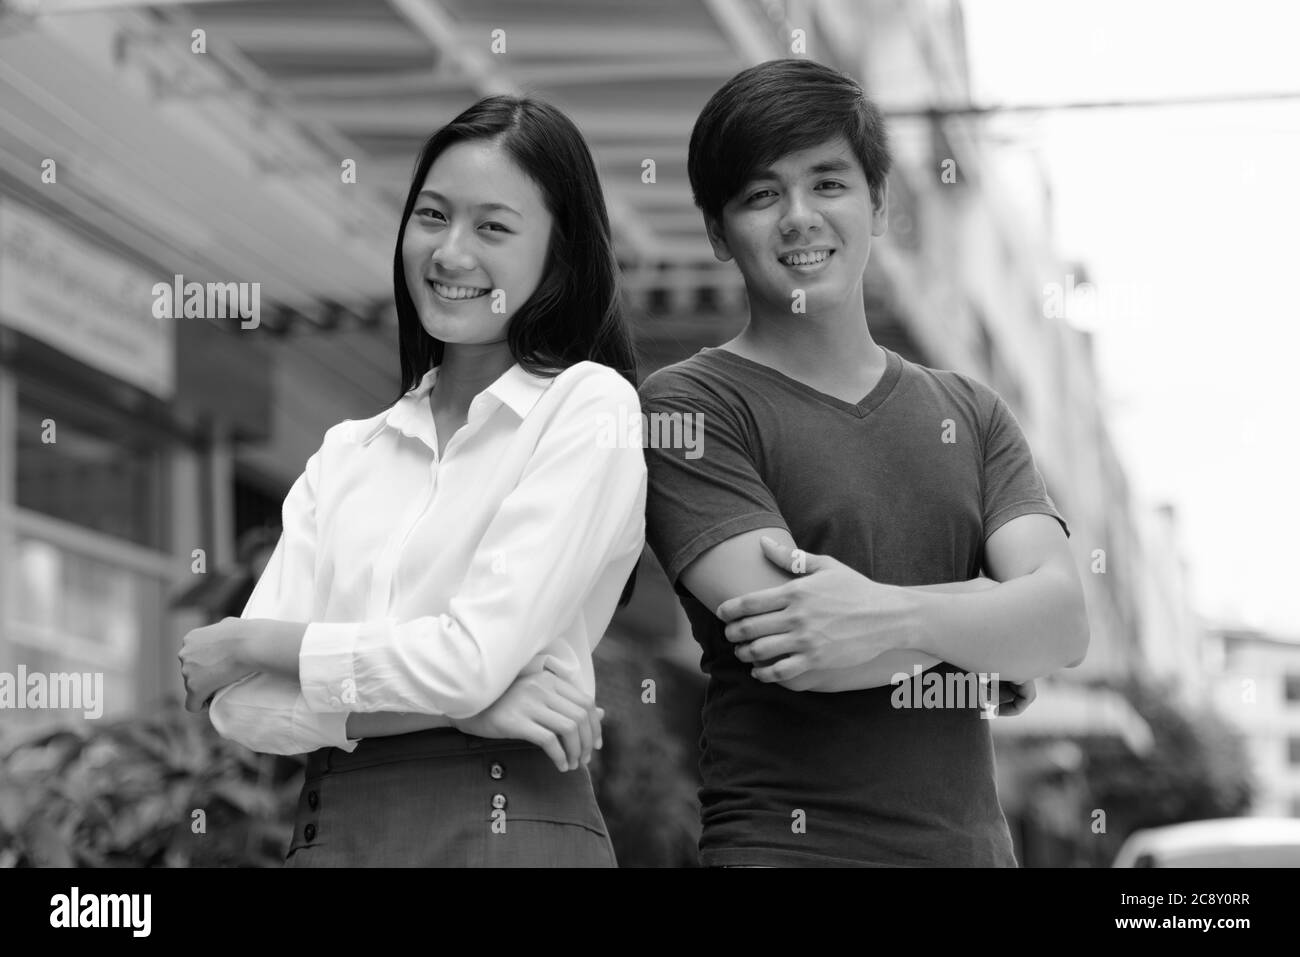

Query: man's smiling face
left=705, top=136, right=887, bottom=317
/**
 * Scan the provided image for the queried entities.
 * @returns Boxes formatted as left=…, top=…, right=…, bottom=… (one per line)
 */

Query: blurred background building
left=0, top=0, right=1266, bottom=865
left=1207, top=625, right=1300, bottom=818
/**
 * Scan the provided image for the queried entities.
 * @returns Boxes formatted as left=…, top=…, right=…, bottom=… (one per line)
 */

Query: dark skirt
left=282, top=726, right=617, bottom=867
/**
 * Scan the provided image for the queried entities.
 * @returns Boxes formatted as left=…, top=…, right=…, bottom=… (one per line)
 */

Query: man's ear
left=871, top=179, right=889, bottom=237
left=703, top=213, right=733, bottom=263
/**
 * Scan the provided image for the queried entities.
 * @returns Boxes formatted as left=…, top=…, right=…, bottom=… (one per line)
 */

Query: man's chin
left=752, top=284, right=854, bottom=317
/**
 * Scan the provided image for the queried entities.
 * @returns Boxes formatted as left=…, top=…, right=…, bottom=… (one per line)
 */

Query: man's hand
left=996, top=678, right=1037, bottom=716
left=717, top=537, right=913, bottom=684
left=453, top=670, right=603, bottom=773
left=179, top=617, right=257, bottom=712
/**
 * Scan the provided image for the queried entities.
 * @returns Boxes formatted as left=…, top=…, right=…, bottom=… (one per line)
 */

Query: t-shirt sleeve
left=981, top=392, right=1070, bottom=541
left=639, top=374, right=789, bottom=585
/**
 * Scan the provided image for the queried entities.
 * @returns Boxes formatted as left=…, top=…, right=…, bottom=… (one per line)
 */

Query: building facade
left=1208, top=627, right=1300, bottom=818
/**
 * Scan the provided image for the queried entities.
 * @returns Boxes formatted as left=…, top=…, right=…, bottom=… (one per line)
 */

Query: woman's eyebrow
left=417, top=189, right=521, bottom=216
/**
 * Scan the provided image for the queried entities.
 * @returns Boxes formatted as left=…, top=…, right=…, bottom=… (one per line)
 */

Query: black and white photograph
left=0, top=0, right=1295, bottom=918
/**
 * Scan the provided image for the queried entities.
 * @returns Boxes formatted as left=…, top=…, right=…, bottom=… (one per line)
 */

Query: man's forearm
left=900, top=567, right=1088, bottom=682
left=790, top=577, right=996, bottom=692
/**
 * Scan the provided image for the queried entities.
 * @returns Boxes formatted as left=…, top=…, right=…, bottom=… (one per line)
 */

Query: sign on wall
left=0, top=197, right=174, bottom=398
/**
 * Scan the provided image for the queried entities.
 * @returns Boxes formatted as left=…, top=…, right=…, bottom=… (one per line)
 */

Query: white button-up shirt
left=208, top=360, right=647, bottom=756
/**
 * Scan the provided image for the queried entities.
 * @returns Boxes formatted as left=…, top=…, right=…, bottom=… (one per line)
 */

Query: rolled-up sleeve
left=298, top=373, right=647, bottom=720
left=208, top=440, right=358, bottom=755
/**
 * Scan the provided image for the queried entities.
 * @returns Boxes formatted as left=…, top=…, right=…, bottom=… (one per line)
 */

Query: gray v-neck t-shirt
left=639, top=345, right=1069, bottom=867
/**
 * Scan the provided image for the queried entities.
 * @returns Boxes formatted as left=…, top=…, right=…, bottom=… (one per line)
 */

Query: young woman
left=178, top=96, right=646, bottom=867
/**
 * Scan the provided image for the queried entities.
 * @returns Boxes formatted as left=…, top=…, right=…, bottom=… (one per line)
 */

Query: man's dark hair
left=688, top=59, right=892, bottom=224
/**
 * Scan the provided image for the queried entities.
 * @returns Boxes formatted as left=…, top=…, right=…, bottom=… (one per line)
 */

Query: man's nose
left=779, top=192, right=822, bottom=236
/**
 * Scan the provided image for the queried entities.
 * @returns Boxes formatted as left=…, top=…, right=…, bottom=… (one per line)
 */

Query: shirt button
left=307, top=790, right=319, bottom=810
left=491, top=793, right=507, bottom=810
left=304, top=823, right=317, bottom=842
left=489, top=762, right=505, bottom=780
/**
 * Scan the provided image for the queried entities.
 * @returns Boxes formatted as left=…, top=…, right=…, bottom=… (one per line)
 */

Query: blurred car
left=1113, top=817, right=1300, bottom=867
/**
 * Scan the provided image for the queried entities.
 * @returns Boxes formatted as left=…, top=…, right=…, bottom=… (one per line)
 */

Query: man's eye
left=747, top=189, right=776, bottom=202
left=817, top=181, right=846, bottom=190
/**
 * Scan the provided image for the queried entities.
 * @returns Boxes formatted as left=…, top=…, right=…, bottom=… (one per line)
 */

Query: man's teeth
left=431, top=281, right=489, bottom=300
left=780, top=250, right=830, bottom=266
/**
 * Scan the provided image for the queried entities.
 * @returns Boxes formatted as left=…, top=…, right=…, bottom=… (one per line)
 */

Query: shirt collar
left=484, top=363, right=553, bottom=419
left=360, top=363, right=552, bottom=446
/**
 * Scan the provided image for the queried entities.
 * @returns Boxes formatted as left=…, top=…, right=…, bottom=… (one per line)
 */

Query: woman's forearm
left=345, top=711, right=456, bottom=740
left=240, top=619, right=308, bottom=679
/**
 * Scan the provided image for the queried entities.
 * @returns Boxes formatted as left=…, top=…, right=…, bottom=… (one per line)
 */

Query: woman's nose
left=431, top=226, right=476, bottom=271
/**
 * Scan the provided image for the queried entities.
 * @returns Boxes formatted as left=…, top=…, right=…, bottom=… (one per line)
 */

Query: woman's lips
left=428, top=279, right=490, bottom=301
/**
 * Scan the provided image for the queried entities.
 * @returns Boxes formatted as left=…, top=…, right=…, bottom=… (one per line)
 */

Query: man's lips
left=778, top=248, right=835, bottom=271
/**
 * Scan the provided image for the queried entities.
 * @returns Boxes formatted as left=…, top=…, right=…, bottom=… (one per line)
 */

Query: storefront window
left=2, top=531, right=162, bottom=733
left=1, top=381, right=172, bottom=739
left=14, top=389, right=167, bottom=550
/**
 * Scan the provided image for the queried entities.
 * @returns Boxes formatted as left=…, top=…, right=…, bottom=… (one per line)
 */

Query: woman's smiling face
left=402, top=139, right=553, bottom=346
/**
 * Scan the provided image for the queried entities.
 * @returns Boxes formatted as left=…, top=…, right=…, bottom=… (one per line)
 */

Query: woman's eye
left=480, top=222, right=510, bottom=233
left=747, top=189, right=776, bottom=203
left=415, top=208, right=446, bottom=221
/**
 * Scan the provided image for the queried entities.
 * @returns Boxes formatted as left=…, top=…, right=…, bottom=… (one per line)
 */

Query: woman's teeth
left=779, top=250, right=831, bottom=266
left=430, top=281, right=489, bottom=300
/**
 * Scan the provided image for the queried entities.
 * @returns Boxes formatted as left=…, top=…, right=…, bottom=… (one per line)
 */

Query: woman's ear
left=703, top=213, right=733, bottom=263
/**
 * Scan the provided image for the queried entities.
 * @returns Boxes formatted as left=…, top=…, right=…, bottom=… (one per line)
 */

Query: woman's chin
left=418, top=316, right=510, bottom=347
left=417, top=311, right=469, bottom=340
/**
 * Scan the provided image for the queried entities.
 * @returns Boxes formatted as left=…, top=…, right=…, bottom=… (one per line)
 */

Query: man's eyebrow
left=807, top=157, right=854, bottom=175
left=745, top=156, right=855, bottom=183
left=417, top=189, right=521, bottom=216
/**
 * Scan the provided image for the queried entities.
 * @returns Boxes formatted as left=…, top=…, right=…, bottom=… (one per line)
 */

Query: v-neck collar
left=701, top=345, right=902, bottom=418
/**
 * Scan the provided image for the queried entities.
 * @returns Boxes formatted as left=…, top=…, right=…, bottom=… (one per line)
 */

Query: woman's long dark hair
left=391, top=94, right=637, bottom=398
left=390, top=95, right=640, bottom=605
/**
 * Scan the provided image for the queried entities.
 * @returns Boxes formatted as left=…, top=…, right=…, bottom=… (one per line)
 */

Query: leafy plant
left=0, top=629, right=705, bottom=868
left=0, top=701, right=304, bottom=867
left=591, top=638, right=703, bottom=867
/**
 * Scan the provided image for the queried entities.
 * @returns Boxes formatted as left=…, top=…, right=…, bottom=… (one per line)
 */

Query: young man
left=638, top=59, right=1089, bottom=867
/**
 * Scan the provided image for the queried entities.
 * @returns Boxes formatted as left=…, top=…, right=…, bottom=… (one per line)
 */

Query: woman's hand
left=453, top=670, right=603, bottom=773
left=179, top=617, right=256, bottom=712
